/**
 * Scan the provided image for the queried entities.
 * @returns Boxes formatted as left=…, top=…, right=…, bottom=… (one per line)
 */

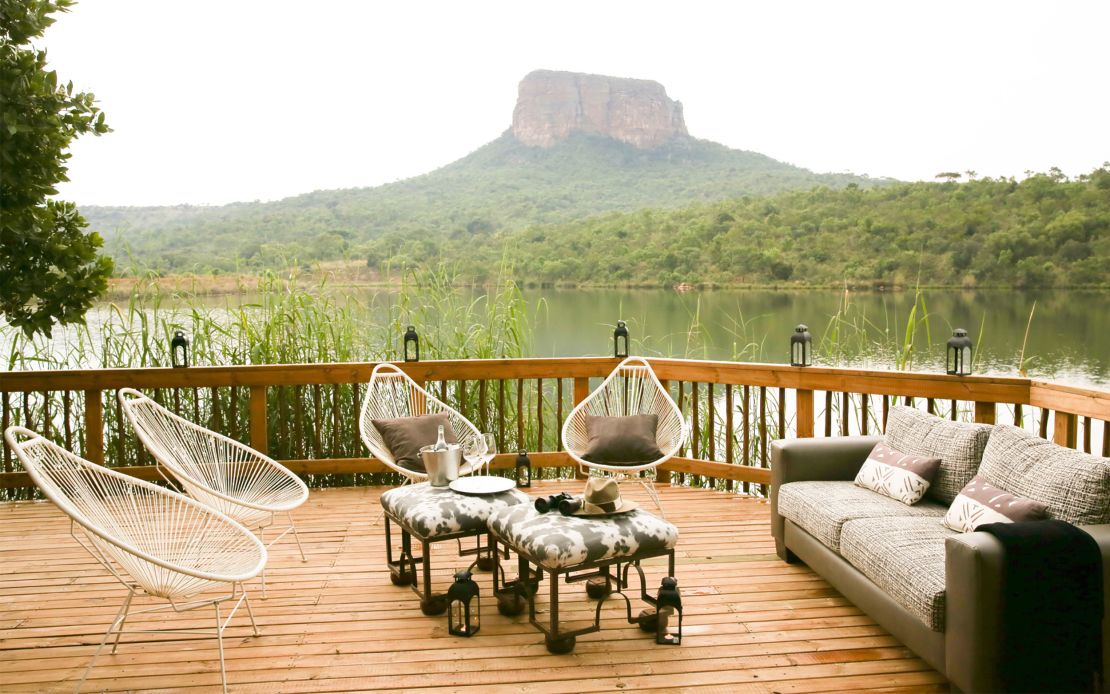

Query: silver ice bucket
left=419, top=444, right=462, bottom=487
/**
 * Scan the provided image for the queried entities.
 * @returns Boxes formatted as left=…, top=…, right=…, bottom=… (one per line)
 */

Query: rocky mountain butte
left=511, top=70, right=688, bottom=149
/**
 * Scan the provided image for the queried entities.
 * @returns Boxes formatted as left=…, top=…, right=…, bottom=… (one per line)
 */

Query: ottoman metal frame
left=383, top=511, right=502, bottom=615
left=493, top=543, right=676, bottom=653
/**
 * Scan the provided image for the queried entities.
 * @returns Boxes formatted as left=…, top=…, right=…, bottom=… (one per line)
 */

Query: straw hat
left=576, top=477, right=638, bottom=516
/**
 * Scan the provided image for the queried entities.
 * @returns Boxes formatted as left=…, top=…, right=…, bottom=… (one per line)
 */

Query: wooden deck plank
left=0, top=483, right=946, bottom=692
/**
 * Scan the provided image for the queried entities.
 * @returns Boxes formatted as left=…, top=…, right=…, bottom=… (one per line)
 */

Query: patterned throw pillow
left=854, top=443, right=942, bottom=505
left=943, top=475, right=1049, bottom=532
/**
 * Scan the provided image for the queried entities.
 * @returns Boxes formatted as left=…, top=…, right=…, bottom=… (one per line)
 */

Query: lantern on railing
left=656, top=576, right=682, bottom=645
left=946, top=328, right=973, bottom=376
left=170, top=331, right=189, bottom=368
left=447, top=570, right=480, bottom=637
left=403, top=325, right=420, bottom=362
left=614, top=320, right=629, bottom=358
left=515, top=450, right=532, bottom=488
left=790, top=324, right=812, bottom=367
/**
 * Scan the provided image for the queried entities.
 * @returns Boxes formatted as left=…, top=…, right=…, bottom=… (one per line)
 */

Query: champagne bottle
left=434, top=425, right=448, bottom=451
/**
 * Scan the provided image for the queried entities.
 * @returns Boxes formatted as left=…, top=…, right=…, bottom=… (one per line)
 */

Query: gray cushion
left=840, top=516, right=955, bottom=632
left=978, top=424, right=1110, bottom=525
left=583, top=414, right=663, bottom=465
left=884, top=405, right=993, bottom=504
left=380, top=482, right=529, bottom=538
left=488, top=503, right=678, bottom=570
left=777, top=480, right=947, bottom=552
left=372, top=413, right=457, bottom=472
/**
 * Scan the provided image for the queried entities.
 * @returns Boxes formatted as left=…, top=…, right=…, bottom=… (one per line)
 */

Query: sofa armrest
left=945, top=524, right=1110, bottom=693
left=769, top=436, right=880, bottom=561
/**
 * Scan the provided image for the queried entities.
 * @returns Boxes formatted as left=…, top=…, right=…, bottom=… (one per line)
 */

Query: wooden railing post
left=1053, top=411, right=1078, bottom=448
left=249, top=386, right=269, bottom=454
left=973, top=401, right=996, bottom=425
left=573, top=377, right=589, bottom=480
left=84, top=390, right=104, bottom=466
left=796, top=390, right=814, bottom=438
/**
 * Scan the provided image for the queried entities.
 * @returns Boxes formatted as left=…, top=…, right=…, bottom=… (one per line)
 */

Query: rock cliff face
left=511, top=70, right=688, bottom=149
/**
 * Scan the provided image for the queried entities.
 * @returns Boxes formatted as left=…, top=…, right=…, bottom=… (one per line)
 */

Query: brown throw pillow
left=583, top=414, right=663, bottom=466
left=943, top=475, right=1050, bottom=532
left=371, top=412, right=457, bottom=472
left=853, top=442, right=942, bottom=505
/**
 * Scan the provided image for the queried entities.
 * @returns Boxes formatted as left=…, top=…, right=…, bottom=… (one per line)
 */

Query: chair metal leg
left=109, top=589, right=135, bottom=654
left=77, top=590, right=135, bottom=694
left=214, top=601, right=229, bottom=694
left=639, top=477, right=665, bottom=518
left=242, top=589, right=261, bottom=637
left=287, top=512, right=307, bottom=562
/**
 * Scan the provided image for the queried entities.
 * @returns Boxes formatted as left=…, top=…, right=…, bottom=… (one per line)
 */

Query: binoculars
left=534, top=491, right=572, bottom=513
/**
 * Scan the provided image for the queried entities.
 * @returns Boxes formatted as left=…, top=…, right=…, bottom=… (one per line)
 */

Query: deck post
left=973, top=401, right=996, bottom=425
left=249, top=386, right=269, bottom=454
left=84, top=390, right=104, bottom=466
left=573, top=377, right=590, bottom=480
left=1053, top=411, right=1078, bottom=448
left=796, top=390, right=814, bottom=438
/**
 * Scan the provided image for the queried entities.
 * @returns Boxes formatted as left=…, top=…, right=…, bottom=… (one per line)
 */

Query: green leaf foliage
left=1, top=0, right=112, bottom=337
left=87, top=132, right=882, bottom=274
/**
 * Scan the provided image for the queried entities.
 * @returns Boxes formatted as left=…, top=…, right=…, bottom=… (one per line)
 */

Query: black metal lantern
left=613, top=320, right=629, bottom=358
left=656, top=576, right=682, bottom=645
left=790, top=324, right=812, bottom=367
left=447, top=570, right=480, bottom=637
left=515, top=450, right=532, bottom=488
left=946, top=328, right=973, bottom=376
left=170, top=331, right=189, bottom=368
left=403, top=325, right=420, bottom=362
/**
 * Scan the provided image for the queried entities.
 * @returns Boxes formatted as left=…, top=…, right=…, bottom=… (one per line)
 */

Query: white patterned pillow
left=943, top=475, right=1049, bottom=532
left=854, top=443, right=942, bottom=505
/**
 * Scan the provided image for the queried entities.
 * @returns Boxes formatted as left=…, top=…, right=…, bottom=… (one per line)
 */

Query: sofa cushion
left=854, top=442, right=941, bottom=505
left=977, top=424, right=1110, bottom=525
left=943, top=474, right=1049, bottom=532
left=840, top=516, right=956, bottom=632
left=884, top=405, right=993, bottom=504
left=778, top=480, right=947, bottom=552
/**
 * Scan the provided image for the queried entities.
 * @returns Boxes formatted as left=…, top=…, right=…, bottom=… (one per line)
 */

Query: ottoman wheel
left=475, top=554, right=495, bottom=572
left=390, top=568, right=414, bottom=587
left=545, top=634, right=576, bottom=654
left=496, top=591, right=527, bottom=617
left=420, top=595, right=447, bottom=616
left=585, top=576, right=612, bottom=600
left=636, top=608, right=658, bottom=632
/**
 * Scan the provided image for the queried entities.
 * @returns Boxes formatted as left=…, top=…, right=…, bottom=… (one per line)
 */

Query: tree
left=1, top=0, right=112, bottom=337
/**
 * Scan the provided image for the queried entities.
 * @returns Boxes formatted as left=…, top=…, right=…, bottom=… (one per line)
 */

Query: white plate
left=449, top=476, right=517, bottom=495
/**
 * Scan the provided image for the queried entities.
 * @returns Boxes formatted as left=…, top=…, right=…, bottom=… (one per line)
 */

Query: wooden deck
left=0, top=483, right=948, bottom=693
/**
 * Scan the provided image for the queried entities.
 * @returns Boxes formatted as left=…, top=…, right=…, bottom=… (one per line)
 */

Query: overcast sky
left=43, top=0, right=1110, bottom=207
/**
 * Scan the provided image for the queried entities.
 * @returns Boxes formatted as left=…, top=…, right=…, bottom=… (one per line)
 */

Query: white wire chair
left=118, top=388, right=308, bottom=596
left=359, top=362, right=484, bottom=482
left=3, top=426, right=266, bottom=694
left=561, top=356, right=686, bottom=516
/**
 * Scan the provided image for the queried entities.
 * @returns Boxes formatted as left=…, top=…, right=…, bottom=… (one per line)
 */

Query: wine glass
left=463, top=435, right=487, bottom=477
left=481, top=433, right=497, bottom=475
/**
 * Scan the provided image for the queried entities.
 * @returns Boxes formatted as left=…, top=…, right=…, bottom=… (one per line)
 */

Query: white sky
left=43, top=0, right=1110, bottom=207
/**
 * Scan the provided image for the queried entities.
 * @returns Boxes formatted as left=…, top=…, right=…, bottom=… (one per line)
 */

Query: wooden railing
left=2, top=357, right=1108, bottom=494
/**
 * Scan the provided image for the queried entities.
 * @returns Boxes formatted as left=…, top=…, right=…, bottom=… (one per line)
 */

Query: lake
left=520, top=288, right=1110, bottom=388
left=5, top=287, right=1109, bottom=389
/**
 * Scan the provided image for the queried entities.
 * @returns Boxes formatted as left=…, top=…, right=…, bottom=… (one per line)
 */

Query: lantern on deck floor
left=655, top=576, right=683, bottom=645
left=170, top=331, right=189, bottom=368
left=946, top=328, right=973, bottom=376
left=614, top=320, right=629, bottom=358
left=515, top=450, right=532, bottom=488
left=403, top=325, right=420, bottom=362
left=790, top=324, right=812, bottom=367
left=447, top=570, right=480, bottom=637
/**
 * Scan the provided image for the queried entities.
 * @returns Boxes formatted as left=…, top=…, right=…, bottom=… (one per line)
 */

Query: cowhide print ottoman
left=380, top=482, right=530, bottom=615
left=488, top=504, right=679, bottom=653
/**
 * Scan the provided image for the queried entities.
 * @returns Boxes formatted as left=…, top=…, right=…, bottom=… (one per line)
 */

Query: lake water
left=521, top=288, right=1110, bottom=388
left=5, top=288, right=1109, bottom=389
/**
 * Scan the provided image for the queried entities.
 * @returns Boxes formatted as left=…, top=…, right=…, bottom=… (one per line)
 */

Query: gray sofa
left=770, top=406, right=1110, bottom=693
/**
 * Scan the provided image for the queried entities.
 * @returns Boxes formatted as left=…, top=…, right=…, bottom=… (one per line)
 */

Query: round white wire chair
left=358, top=362, right=484, bottom=482
left=117, top=388, right=308, bottom=596
left=3, top=426, right=266, bottom=694
left=561, top=356, right=686, bottom=516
